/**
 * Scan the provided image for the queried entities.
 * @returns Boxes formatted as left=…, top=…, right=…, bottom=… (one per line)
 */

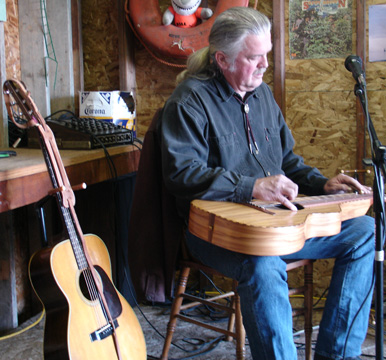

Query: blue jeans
left=186, top=215, right=375, bottom=360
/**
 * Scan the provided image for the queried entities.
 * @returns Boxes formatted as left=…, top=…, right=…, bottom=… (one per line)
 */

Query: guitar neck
left=37, top=124, right=87, bottom=270
left=295, top=193, right=373, bottom=208
left=3, top=79, right=87, bottom=270
left=254, top=193, right=374, bottom=210
left=3, top=79, right=133, bottom=360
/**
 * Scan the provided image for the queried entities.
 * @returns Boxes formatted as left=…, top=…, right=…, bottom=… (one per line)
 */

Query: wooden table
left=0, top=145, right=140, bottom=213
left=0, top=145, right=141, bottom=331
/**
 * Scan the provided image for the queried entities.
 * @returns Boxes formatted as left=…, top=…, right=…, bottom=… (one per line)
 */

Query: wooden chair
left=160, top=257, right=314, bottom=360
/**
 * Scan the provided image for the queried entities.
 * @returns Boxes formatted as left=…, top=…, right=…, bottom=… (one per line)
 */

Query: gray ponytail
left=176, top=7, right=271, bottom=84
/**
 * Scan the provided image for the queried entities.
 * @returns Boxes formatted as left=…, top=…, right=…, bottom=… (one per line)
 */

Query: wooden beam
left=71, top=0, right=84, bottom=114
left=47, top=0, right=75, bottom=114
left=0, top=211, right=17, bottom=331
left=19, top=0, right=78, bottom=118
left=273, top=0, right=286, bottom=118
left=118, top=0, right=136, bottom=94
left=18, top=0, right=50, bottom=118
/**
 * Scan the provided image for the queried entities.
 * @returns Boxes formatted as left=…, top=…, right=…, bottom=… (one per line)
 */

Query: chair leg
left=233, top=287, right=246, bottom=360
left=160, top=266, right=191, bottom=360
left=224, top=280, right=245, bottom=360
left=304, top=261, right=313, bottom=360
left=226, top=294, right=236, bottom=342
left=161, top=261, right=312, bottom=360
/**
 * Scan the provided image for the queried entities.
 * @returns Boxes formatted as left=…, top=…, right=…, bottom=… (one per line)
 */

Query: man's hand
left=323, top=173, right=372, bottom=194
left=252, top=174, right=299, bottom=211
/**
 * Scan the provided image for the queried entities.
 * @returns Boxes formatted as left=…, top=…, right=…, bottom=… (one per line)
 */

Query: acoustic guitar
left=3, top=79, right=146, bottom=360
left=189, top=193, right=373, bottom=256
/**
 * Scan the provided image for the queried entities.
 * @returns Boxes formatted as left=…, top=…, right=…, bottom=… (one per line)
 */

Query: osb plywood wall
left=4, top=0, right=20, bottom=80
left=82, top=0, right=120, bottom=90
left=3, top=0, right=383, bottom=317
left=286, top=0, right=386, bottom=184
left=82, top=0, right=386, bottom=178
left=79, top=0, right=386, bottom=296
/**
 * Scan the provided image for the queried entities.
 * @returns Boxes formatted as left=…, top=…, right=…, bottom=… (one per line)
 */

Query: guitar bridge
left=90, top=319, right=119, bottom=342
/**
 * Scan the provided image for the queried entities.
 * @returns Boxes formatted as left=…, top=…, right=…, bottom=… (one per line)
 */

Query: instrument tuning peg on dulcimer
left=340, top=168, right=371, bottom=181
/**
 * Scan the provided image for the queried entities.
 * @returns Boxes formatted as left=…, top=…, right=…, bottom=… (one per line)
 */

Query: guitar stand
left=354, top=83, right=385, bottom=360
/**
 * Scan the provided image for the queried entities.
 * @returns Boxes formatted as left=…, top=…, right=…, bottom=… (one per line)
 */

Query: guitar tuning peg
left=72, top=183, right=87, bottom=191
left=48, top=186, right=66, bottom=196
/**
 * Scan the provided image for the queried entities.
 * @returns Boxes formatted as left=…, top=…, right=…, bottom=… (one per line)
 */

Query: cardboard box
left=79, top=91, right=136, bottom=136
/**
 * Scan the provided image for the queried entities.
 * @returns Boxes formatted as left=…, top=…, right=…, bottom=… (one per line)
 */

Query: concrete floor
left=0, top=302, right=383, bottom=360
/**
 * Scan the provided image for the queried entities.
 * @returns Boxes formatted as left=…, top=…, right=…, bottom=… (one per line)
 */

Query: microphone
left=344, top=55, right=366, bottom=85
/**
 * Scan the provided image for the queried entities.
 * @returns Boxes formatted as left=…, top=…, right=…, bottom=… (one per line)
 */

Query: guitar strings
left=41, top=107, right=115, bottom=329
left=37, top=118, right=110, bottom=330
left=40, top=117, right=110, bottom=331
left=6, top=85, right=120, bottom=348
left=63, top=207, right=109, bottom=329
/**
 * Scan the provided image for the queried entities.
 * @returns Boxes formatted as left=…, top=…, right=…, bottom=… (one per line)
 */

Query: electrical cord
left=0, top=310, right=45, bottom=342
left=0, top=113, right=141, bottom=350
left=112, top=208, right=243, bottom=360
left=117, top=241, right=232, bottom=360
left=45, top=110, right=120, bottom=179
left=12, top=109, right=380, bottom=357
left=291, top=278, right=381, bottom=360
left=0, top=112, right=133, bottom=342
left=120, top=240, right=382, bottom=360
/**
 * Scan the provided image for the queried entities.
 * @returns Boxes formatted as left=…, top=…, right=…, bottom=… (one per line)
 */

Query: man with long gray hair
left=158, top=6, right=374, bottom=360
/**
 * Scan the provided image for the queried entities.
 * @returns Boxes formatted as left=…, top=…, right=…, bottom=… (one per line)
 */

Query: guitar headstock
left=3, top=79, right=44, bottom=130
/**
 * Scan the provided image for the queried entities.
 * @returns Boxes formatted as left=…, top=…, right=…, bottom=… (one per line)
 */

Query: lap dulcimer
left=188, top=193, right=373, bottom=256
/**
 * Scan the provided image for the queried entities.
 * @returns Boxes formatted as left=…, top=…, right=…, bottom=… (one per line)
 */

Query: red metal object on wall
left=127, top=0, right=249, bottom=59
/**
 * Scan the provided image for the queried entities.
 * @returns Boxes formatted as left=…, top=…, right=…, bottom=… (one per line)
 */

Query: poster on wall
left=369, top=4, right=386, bottom=62
left=0, top=0, right=5, bottom=22
left=289, top=0, right=353, bottom=60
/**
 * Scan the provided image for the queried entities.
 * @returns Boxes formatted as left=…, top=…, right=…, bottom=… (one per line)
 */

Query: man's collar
left=214, top=73, right=262, bottom=102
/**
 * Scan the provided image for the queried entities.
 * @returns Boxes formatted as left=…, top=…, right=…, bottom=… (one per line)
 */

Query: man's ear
left=214, top=51, right=229, bottom=71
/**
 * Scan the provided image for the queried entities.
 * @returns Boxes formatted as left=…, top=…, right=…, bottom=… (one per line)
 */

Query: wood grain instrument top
left=188, top=193, right=373, bottom=256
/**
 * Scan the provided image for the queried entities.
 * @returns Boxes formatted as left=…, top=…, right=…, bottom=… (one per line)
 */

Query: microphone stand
left=354, top=82, right=385, bottom=360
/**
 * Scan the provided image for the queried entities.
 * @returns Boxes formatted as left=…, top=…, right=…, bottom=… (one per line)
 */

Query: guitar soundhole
left=77, top=266, right=123, bottom=318
left=274, top=203, right=304, bottom=210
left=79, top=268, right=97, bottom=301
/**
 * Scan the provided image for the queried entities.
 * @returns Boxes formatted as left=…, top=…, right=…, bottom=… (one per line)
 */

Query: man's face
left=221, top=32, right=272, bottom=97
